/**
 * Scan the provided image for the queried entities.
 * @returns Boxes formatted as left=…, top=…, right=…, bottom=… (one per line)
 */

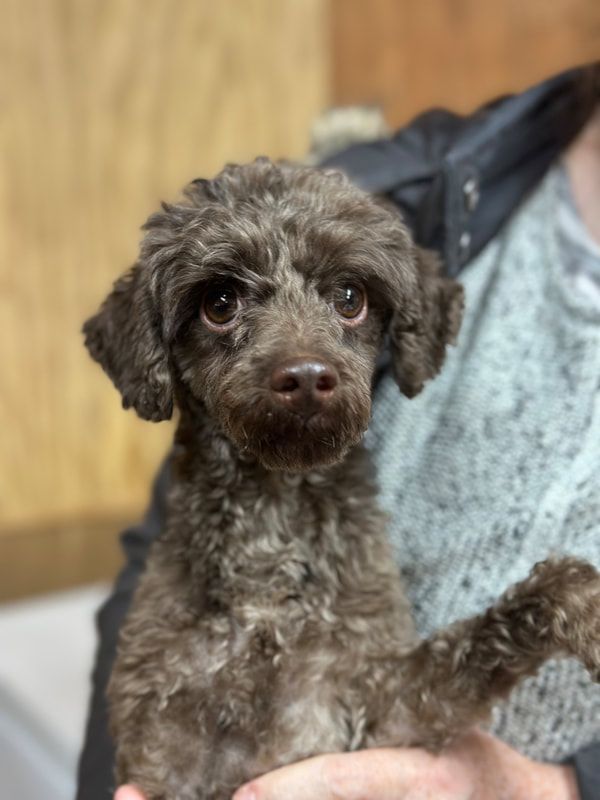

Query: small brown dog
left=84, top=158, right=600, bottom=800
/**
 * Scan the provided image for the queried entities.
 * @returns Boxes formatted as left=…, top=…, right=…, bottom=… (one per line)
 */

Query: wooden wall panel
left=0, top=0, right=328, bottom=556
left=3, top=0, right=597, bottom=599
left=331, top=0, right=600, bottom=127
left=0, top=517, right=125, bottom=602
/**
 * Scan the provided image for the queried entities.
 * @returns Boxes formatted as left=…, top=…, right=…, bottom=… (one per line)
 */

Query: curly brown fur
left=84, top=158, right=600, bottom=800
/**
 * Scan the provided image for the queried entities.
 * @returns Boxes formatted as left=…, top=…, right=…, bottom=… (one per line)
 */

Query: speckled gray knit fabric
left=369, top=165, right=600, bottom=762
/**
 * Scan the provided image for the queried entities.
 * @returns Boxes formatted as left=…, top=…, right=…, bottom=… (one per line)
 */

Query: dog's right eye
left=201, top=283, right=240, bottom=328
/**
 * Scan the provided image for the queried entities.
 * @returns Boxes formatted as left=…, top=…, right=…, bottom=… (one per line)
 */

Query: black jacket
left=76, top=63, right=600, bottom=800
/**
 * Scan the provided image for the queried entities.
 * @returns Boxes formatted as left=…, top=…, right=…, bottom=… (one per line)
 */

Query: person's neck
left=564, top=106, right=600, bottom=246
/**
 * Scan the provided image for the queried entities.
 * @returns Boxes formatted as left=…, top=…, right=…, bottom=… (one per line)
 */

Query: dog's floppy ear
left=83, top=264, right=173, bottom=422
left=389, top=248, right=464, bottom=398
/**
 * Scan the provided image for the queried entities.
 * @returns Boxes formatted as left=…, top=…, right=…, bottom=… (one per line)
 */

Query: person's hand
left=113, top=730, right=579, bottom=800
left=230, top=730, right=579, bottom=800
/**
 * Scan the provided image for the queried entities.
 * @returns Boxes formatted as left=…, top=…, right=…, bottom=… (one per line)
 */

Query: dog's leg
left=371, top=557, right=600, bottom=750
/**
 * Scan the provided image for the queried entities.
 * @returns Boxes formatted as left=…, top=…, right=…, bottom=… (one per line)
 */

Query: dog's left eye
left=333, top=284, right=366, bottom=322
left=201, top=283, right=240, bottom=328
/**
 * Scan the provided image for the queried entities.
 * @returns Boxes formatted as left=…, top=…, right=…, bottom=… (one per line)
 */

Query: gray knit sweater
left=369, top=165, right=600, bottom=762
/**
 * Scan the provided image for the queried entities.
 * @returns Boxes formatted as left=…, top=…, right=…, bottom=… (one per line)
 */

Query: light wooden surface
left=0, top=517, right=123, bottom=602
left=331, top=0, right=600, bottom=127
left=0, top=0, right=328, bottom=551
left=2, top=0, right=597, bottom=599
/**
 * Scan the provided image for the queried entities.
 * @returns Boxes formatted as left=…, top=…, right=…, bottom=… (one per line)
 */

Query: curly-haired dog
left=84, top=158, right=600, bottom=800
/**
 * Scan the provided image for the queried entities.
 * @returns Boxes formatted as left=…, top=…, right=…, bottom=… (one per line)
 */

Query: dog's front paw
left=525, top=557, right=600, bottom=679
left=529, top=556, right=599, bottom=589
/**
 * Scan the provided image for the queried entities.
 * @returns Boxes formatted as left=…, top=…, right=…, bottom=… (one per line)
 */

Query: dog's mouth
left=221, top=399, right=371, bottom=472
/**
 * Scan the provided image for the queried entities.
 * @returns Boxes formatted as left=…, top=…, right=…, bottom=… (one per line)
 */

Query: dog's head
left=84, top=158, right=463, bottom=471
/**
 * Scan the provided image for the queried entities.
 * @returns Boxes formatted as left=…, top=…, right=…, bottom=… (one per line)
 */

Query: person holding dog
left=77, top=64, right=600, bottom=800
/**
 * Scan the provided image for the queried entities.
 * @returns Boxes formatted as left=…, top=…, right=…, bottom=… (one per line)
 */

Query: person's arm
left=76, top=458, right=171, bottom=800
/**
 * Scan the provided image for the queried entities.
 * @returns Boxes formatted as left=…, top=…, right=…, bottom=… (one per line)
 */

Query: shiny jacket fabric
left=324, top=63, right=599, bottom=280
left=77, top=63, right=600, bottom=800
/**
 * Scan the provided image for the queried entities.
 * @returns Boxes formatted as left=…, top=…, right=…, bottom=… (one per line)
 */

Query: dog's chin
left=223, top=407, right=369, bottom=472
left=249, top=436, right=353, bottom=472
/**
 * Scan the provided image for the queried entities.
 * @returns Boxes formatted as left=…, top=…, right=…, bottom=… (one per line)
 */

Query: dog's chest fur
left=109, top=427, right=417, bottom=796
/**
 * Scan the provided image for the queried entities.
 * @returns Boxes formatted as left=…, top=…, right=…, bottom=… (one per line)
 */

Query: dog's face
left=84, top=159, right=463, bottom=471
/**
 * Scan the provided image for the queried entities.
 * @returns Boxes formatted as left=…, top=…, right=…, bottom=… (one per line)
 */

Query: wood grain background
left=331, top=0, right=600, bottom=126
left=1, top=0, right=597, bottom=600
left=0, top=0, right=328, bottom=599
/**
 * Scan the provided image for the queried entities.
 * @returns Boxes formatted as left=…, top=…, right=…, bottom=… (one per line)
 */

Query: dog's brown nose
left=270, top=357, right=338, bottom=417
